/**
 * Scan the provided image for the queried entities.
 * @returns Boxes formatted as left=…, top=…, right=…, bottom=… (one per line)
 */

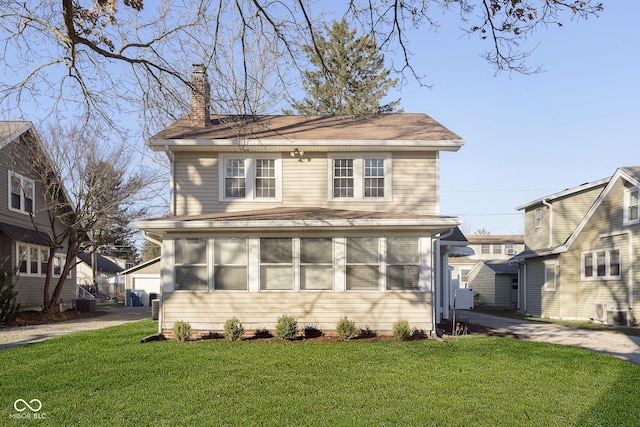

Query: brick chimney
left=191, top=64, right=210, bottom=126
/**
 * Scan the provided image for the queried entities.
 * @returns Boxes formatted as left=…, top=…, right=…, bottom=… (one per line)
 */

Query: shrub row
left=172, top=317, right=419, bottom=342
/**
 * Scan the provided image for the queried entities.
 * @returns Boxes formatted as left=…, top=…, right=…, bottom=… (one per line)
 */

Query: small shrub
left=275, top=314, right=298, bottom=340
left=253, top=327, right=273, bottom=339
left=224, top=317, right=245, bottom=341
left=303, top=324, right=323, bottom=339
left=393, top=319, right=411, bottom=341
left=335, top=316, right=359, bottom=341
left=173, top=320, right=191, bottom=342
left=0, top=268, right=20, bottom=325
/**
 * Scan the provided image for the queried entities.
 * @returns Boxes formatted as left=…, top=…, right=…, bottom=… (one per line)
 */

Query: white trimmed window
left=493, top=244, right=502, bottom=255
left=386, top=237, right=419, bottom=290
left=329, top=154, right=391, bottom=200
left=534, top=208, right=542, bottom=229
left=346, top=237, right=380, bottom=290
left=544, top=262, right=557, bottom=291
left=16, top=243, right=65, bottom=277
left=481, top=244, right=490, bottom=255
left=219, top=155, right=281, bottom=201
left=260, top=238, right=293, bottom=290
left=624, top=188, right=639, bottom=225
left=300, top=238, right=334, bottom=290
left=582, top=249, right=621, bottom=280
left=214, top=238, right=247, bottom=290
left=175, top=238, right=208, bottom=290
left=9, top=171, right=34, bottom=214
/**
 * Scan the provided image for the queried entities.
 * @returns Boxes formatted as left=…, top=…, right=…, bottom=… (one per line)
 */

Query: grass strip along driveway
left=2, top=320, right=639, bottom=426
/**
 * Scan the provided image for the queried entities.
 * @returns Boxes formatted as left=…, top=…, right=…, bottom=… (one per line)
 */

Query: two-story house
left=449, top=235, right=524, bottom=310
left=511, top=167, right=640, bottom=325
left=0, top=122, right=76, bottom=310
left=134, top=65, right=466, bottom=337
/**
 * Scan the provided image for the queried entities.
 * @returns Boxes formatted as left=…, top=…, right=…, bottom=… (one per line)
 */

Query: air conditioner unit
left=506, top=248, right=516, bottom=255
left=593, top=303, right=607, bottom=323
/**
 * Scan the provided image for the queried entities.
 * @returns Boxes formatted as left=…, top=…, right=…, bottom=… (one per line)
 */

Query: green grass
left=476, top=309, right=640, bottom=337
left=1, top=320, right=640, bottom=426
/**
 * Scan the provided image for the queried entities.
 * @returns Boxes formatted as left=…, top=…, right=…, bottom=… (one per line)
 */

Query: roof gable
left=561, top=167, right=640, bottom=251
left=0, top=121, right=32, bottom=149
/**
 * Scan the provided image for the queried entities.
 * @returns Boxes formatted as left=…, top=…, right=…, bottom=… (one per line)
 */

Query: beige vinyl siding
left=551, top=186, right=605, bottom=246
left=468, top=265, right=512, bottom=310
left=524, top=206, right=550, bottom=250
left=172, top=151, right=439, bottom=216
left=161, top=291, right=432, bottom=332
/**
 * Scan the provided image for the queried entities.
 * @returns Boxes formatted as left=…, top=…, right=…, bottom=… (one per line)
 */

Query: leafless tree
left=0, top=1, right=603, bottom=136
left=5, top=122, right=159, bottom=313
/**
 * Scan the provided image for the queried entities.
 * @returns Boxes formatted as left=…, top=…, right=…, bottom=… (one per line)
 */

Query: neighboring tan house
left=511, top=167, right=640, bottom=325
left=119, top=257, right=161, bottom=307
left=76, top=252, right=130, bottom=300
left=0, top=121, right=76, bottom=310
left=133, top=65, right=467, bottom=337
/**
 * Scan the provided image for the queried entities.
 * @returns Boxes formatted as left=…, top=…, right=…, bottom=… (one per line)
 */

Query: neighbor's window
left=346, top=237, right=379, bottom=290
left=461, top=269, right=470, bottom=283
left=481, top=244, right=490, bottom=255
left=582, top=249, right=621, bottom=280
left=329, top=155, right=390, bottom=200
left=9, top=171, right=34, bottom=214
left=493, top=244, right=502, bottom=255
left=300, top=238, right=334, bottom=290
left=214, top=238, right=247, bottom=290
left=220, top=155, right=281, bottom=201
left=624, top=188, right=639, bottom=225
left=534, top=208, right=542, bottom=228
left=175, top=238, right=208, bottom=290
left=16, top=243, right=57, bottom=277
left=544, top=262, right=557, bottom=291
left=260, top=238, right=293, bottom=290
left=386, top=237, right=420, bottom=290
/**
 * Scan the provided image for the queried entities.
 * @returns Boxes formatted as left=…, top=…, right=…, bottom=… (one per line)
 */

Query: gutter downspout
left=542, top=199, right=553, bottom=248
left=600, top=230, right=633, bottom=324
left=432, top=228, right=456, bottom=336
left=165, top=145, right=175, bottom=216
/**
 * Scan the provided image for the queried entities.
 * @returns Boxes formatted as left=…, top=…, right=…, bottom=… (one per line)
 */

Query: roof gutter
left=542, top=198, right=553, bottom=248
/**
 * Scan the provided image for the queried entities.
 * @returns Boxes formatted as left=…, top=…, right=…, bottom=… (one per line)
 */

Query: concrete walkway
left=0, top=306, right=152, bottom=350
left=457, top=310, right=640, bottom=365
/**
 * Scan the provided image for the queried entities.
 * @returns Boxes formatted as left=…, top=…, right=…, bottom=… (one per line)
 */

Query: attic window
left=624, top=188, right=639, bottom=225
left=534, top=208, right=542, bottom=228
left=9, top=171, right=34, bottom=214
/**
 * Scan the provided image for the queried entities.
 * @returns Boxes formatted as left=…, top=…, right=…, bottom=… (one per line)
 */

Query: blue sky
left=389, top=1, right=640, bottom=235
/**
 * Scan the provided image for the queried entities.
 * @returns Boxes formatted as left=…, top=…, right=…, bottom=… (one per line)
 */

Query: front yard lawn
left=1, top=320, right=639, bottom=426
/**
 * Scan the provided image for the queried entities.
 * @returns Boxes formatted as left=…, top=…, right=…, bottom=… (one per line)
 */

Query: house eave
left=148, top=138, right=465, bottom=153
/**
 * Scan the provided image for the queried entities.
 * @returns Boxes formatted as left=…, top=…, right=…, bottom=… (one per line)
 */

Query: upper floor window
left=328, top=154, right=391, bottom=200
left=219, top=155, right=281, bottom=201
left=582, top=248, right=621, bottom=280
left=505, top=243, right=515, bottom=255
left=9, top=171, right=34, bottom=214
left=624, top=188, right=639, bottom=225
left=534, top=208, right=542, bottom=228
left=481, top=244, right=490, bottom=254
left=493, top=245, right=502, bottom=255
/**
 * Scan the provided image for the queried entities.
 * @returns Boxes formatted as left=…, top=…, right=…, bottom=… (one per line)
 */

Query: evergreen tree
left=0, top=259, right=20, bottom=324
left=289, top=19, right=400, bottom=115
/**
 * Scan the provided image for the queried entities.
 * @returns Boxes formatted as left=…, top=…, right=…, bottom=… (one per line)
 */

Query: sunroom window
left=260, top=238, right=293, bottom=290
left=175, top=238, right=208, bottom=290
left=214, top=238, right=247, bottom=290
left=346, top=237, right=379, bottom=290
left=300, top=238, right=333, bottom=290
left=386, top=237, right=419, bottom=290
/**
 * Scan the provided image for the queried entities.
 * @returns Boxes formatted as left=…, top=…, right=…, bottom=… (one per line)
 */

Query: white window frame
left=623, top=187, right=639, bottom=226
left=8, top=171, right=35, bottom=215
left=544, top=261, right=557, bottom=291
left=16, top=243, right=65, bottom=277
left=534, top=208, right=542, bottom=229
left=492, top=244, right=502, bottom=255
left=327, top=154, right=392, bottom=201
left=219, top=154, right=282, bottom=202
left=581, top=248, right=622, bottom=281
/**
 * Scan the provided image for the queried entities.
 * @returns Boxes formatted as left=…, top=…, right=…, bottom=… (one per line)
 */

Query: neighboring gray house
left=76, top=252, right=129, bottom=300
left=511, top=167, right=640, bottom=325
left=133, top=65, right=467, bottom=337
left=467, top=262, right=519, bottom=310
left=0, top=122, right=76, bottom=310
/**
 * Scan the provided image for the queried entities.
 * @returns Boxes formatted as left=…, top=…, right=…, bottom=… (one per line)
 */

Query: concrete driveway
left=457, top=310, right=640, bottom=365
left=0, top=306, right=151, bottom=350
